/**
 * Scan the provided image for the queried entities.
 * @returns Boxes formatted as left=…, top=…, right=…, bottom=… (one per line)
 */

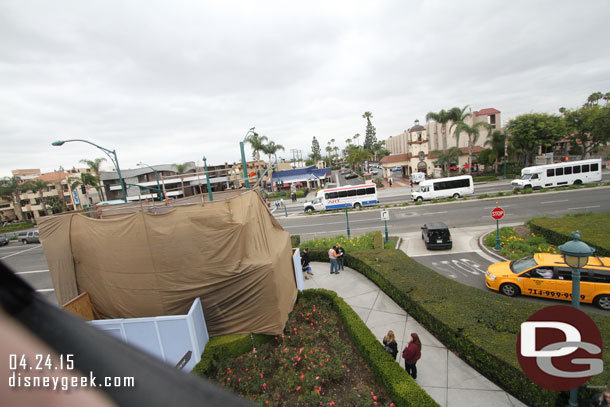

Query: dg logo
left=517, top=305, right=603, bottom=391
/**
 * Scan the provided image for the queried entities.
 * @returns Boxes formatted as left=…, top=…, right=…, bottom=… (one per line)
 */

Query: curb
left=478, top=231, right=509, bottom=262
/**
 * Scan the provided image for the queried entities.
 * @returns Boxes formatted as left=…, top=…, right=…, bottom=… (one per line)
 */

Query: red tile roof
left=37, top=171, right=71, bottom=182
left=474, top=108, right=500, bottom=117
left=380, top=153, right=411, bottom=163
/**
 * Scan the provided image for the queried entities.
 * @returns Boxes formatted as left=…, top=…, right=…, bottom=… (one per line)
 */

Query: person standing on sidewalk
left=301, top=248, right=313, bottom=279
left=383, top=330, right=398, bottom=360
left=328, top=246, right=339, bottom=274
left=402, top=333, right=422, bottom=379
left=336, top=243, right=345, bottom=271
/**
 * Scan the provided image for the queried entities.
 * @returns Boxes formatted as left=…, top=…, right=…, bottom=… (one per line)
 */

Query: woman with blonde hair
left=382, top=330, right=398, bottom=360
left=402, top=333, right=422, bottom=379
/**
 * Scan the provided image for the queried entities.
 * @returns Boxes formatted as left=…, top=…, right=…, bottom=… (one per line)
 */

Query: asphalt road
left=1, top=241, right=57, bottom=305
left=277, top=186, right=610, bottom=238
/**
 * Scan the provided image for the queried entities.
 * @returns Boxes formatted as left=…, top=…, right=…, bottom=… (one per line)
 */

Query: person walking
left=388, top=178, right=393, bottom=187
left=301, top=248, right=313, bottom=279
left=590, top=388, right=610, bottom=407
left=383, top=330, right=398, bottom=360
left=402, top=333, right=422, bottom=379
left=336, top=243, right=345, bottom=271
left=328, top=246, right=339, bottom=274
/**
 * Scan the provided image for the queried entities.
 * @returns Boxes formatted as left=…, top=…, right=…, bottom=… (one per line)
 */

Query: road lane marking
left=540, top=199, right=569, bottom=204
left=282, top=218, right=378, bottom=229
left=298, top=226, right=387, bottom=236
left=36, top=288, right=55, bottom=292
left=16, top=269, right=50, bottom=275
left=0, top=245, right=41, bottom=260
left=567, top=205, right=600, bottom=210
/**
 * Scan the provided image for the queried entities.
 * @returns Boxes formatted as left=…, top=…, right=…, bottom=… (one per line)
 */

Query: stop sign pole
left=491, top=203, right=505, bottom=251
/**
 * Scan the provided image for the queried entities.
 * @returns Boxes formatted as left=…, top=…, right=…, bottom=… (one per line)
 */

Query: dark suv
left=421, top=222, right=452, bottom=250
left=0, top=235, right=8, bottom=246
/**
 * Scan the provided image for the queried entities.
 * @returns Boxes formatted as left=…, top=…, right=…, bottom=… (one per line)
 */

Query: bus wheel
left=353, top=203, right=361, bottom=209
left=524, top=185, right=532, bottom=190
left=500, top=283, right=520, bottom=297
left=452, top=193, right=460, bottom=199
left=594, top=294, right=610, bottom=310
left=305, top=208, right=313, bottom=214
left=415, top=197, right=423, bottom=202
left=573, top=179, right=583, bottom=185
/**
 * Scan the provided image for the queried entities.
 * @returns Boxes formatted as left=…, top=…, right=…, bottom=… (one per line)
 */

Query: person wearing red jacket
left=402, top=333, right=422, bottom=379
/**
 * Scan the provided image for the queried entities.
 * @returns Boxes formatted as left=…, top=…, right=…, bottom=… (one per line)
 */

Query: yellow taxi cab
left=485, top=253, right=610, bottom=310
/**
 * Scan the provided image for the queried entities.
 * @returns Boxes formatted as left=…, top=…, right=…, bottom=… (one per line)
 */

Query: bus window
left=556, top=168, right=564, bottom=176
left=325, top=193, right=329, bottom=199
left=357, top=188, right=366, bottom=195
left=564, top=166, right=572, bottom=175
left=348, top=189, right=357, bottom=197
left=338, top=191, right=347, bottom=198
left=573, top=166, right=581, bottom=174
left=547, top=169, right=554, bottom=176
left=582, top=164, right=590, bottom=172
left=329, top=192, right=339, bottom=199
left=366, top=187, right=375, bottom=195
left=591, top=163, right=599, bottom=171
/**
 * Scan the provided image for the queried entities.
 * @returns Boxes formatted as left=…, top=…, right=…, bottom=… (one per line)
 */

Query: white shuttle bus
left=411, top=175, right=474, bottom=202
left=511, top=158, right=602, bottom=190
left=303, top=183, right=377, bottom=213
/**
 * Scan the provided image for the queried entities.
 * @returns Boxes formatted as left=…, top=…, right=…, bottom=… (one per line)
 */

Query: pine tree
left=311, top=136, right=321, bottom=161
left=362, top=111, right=377, bottom=151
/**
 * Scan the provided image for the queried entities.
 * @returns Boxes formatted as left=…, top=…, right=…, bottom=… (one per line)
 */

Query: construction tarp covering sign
left=38, top=192, right=297, bottom=337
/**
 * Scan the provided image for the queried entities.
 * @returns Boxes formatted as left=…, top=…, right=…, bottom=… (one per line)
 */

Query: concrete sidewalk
left=304, top=261, right=527, bottom=407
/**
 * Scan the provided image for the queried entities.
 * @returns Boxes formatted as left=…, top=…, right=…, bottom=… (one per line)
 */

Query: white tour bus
left=511, top=158, right=602, bottom=190
left=303, top=183, right=377, bottom=213
left=411, top=175, right=474, bottom=202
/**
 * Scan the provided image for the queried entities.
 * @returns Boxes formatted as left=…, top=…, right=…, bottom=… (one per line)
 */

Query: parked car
left=421, top=222, right=452, bottom=250
left=20, top=230, right=40, bottom=244
left=0, top=235, right=8, bottom=246
left=344, top=172, right=359, bottom=179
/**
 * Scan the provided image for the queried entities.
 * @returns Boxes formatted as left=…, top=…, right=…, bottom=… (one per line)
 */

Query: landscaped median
left=306, top=248, right=610, bottom=406
left=192, top=289, right=437, bottom=407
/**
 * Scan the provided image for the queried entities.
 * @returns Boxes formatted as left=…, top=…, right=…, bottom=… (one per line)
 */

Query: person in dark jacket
left=336, top=243, right=345, bottom=270
left=402, top=332, right=422, bottom=379
left=301, top=248, right=313, bottom=279
left=383, top=330, right=398, bottom=360
left=590, top=388, right=610, bottom=407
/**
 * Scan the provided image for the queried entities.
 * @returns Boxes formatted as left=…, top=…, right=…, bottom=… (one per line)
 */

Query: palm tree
left=172, top=161, right=193, bottom=197
left=587, top=92, right=604, bottom=106
left=345, top=137, right=352, bottom=145
left=25, top=179, right=50, bottom=216
left=325, top=145, right=333, bottom=167
left=448, top=105, right=472, bottom=140
left=426, top=109, right=451, bottom=151
left=432, top=147, right=462, bottom=175
left=245, top=132, right=269, bottom=183
left=453, top=121, right=491, bottom=174
left=0, top=176, right=25, bottom=221
left=484, top=130, right=506, bottom=174
left=71, top=173, right=100, bottom=208
left=80, top=158, right=107, bottom=201
left=347, top=147, right=372, bottom=172
left=262, top=141, right=284, bottom=188
left=353, top=133, right=361, bottom=146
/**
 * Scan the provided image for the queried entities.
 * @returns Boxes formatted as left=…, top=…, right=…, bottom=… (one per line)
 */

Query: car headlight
left=487, top=273, right=496, bottom=280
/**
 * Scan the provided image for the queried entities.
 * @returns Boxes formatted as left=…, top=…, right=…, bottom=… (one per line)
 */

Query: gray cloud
left=1, top=0, right=609, bottom=176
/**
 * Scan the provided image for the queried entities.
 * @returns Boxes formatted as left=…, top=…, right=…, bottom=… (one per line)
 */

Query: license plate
left=436, top=239, right=443, bottom=244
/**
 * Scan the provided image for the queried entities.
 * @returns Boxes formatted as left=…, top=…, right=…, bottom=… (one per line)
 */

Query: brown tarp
left=38, top=192, right=297, bottom=337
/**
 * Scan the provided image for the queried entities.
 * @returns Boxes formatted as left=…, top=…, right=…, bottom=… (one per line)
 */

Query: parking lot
left=1, top=240, right=57, bottom=305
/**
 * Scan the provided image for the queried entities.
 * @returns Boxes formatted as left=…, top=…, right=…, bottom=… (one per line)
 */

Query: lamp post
left=503, top=130, right=508, bottom=180
left=202, top=156, right=213, bottom=202
left=345, top=206, right=351, bottom=238
left=52, top=139, right=127, bottom=202
left=240, top=127, right=256, bottom=189
left=137, top=162, right=165, bottom=202
left=558, top=231, right=595, bottom=407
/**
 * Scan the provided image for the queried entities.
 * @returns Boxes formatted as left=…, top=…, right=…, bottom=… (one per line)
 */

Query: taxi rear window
left=510, top=256, right=538, bottom=274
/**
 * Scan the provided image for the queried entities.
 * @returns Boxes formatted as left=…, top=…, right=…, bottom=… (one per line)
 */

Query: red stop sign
left=491, top=207, right=505, bottom=220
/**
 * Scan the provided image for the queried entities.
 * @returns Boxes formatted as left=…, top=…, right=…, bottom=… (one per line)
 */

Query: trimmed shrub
left=290, top=234, right=301, bottom=247
left=373, top=231, right=383, bottom=249
left=473, top=175, right=498, bottom=182
left=527, top=212, right=610, bottom=257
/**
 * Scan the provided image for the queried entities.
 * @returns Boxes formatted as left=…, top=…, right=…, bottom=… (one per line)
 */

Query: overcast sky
left=1, top=0, right=609, bottom=177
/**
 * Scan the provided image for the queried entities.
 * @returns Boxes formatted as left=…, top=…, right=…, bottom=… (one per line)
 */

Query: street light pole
left=203, top=156, right=213, bottom=202
left=503, top=130, right=508, bottom=180
left=241, top=127, right=256, bottom=189
left=558, top=231, right=595, bottom=407
left=52, top=139, right=127, bottom=202
left=345, top=206, right=351, bottom=238
left=137, top=162, right=164, bottom=202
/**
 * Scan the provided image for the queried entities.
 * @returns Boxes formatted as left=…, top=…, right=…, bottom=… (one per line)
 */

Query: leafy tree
left=45, top=196, right=66, bottom=214
left=362, top=112, right=377, bottom=151
left=0, top=176, right=25, bottom=221
left=476, top=148, right=497, bottom=169
left=484, top=130, right=506, bottom=174
left=432, top=147, right=462, bottom=174
left=246, top=132, right=268, bottom=182
left=71, top=173, right=100, bottom=207
left=453, top=121, right=491, bottom=174
left=24, top=179, right=50, bottom=216
left=310, top=136, right=321, bottom=161
left=80, top=158, right=107, bottom=201
left=346, top=147, right=372, bottom=172
left=561, top=92, right=610, bottom=159
left=172, top=161, right=194, bottom=197
left=507, top=113, right=566, bottom=166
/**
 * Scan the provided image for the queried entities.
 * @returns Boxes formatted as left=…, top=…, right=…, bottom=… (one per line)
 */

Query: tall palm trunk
left=442, top=124, right=447, bottom=152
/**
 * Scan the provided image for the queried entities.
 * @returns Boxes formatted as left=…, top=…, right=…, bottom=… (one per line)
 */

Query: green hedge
left=307, top=248, right=610, bottom=406
left=300, top=289, right=438, bottom=407
left=290, top=234, right=301, bottom=247
left=191, top=334, right=273, bottom=377
left=473, top=175, right=498, bottom=182
left=527, top=212, right=610, bottom=257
